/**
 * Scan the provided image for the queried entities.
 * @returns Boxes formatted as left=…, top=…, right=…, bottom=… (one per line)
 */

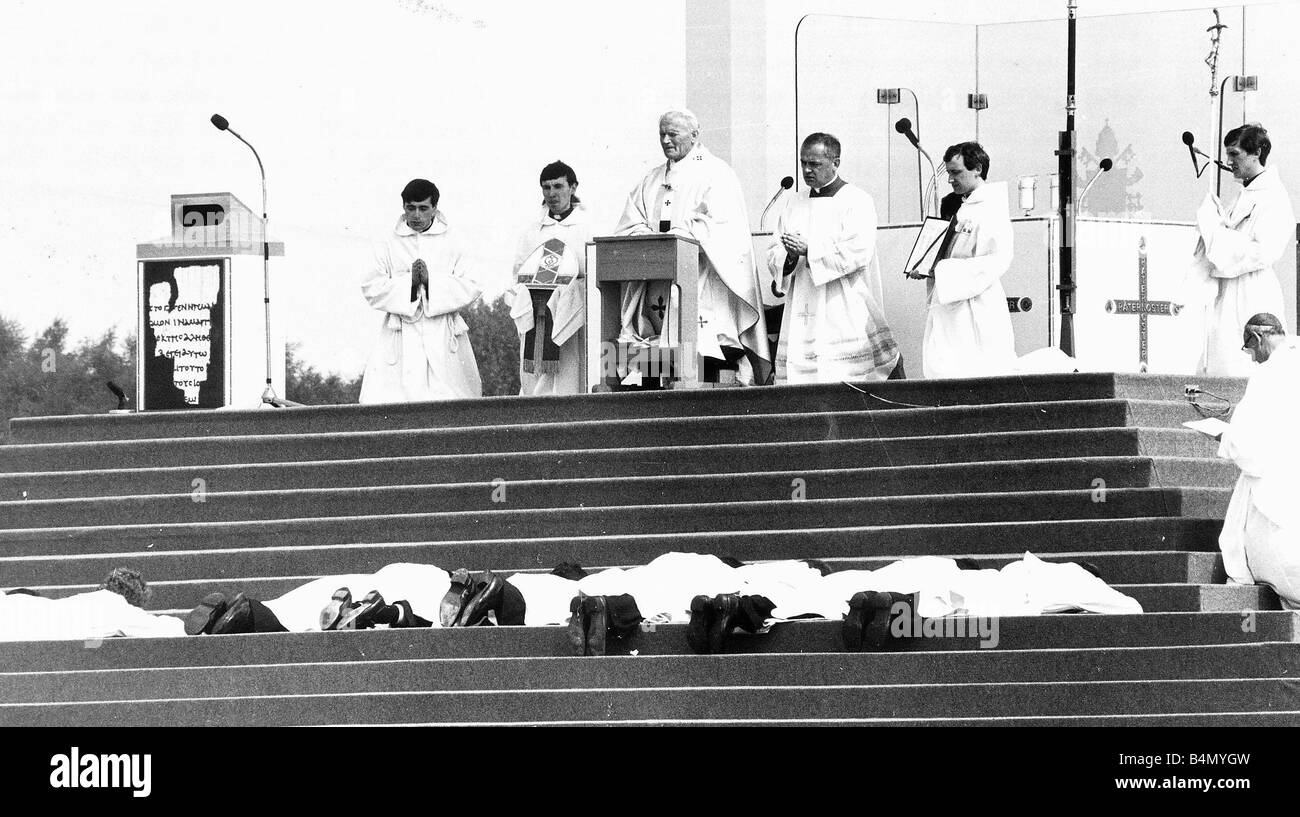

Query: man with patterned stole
left=765, top=132, right=902, bottom=383
left=506, top=160, right=596, bottom=395
left=614, top=109, right=771, bottom=386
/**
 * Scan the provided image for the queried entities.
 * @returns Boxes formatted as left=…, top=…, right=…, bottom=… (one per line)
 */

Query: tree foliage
left=1, top=299, right=524, bottom=438
left=465, top=295, right=521, bottom=397
left=0, top=316, right=137, bottom=440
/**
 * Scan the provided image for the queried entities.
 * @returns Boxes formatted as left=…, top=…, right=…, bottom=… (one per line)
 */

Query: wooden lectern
left=592, top=234, right=703, bottom=390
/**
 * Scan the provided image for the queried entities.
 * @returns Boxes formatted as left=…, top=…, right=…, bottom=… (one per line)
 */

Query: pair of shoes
left=566, top=593, right=609, bottom=656
left=211, top=593, right=253, bottom=635
left=686, top=593, right=741, bottom=655
left=320, top=588, right=352, bottom=631
left=185, top=592, right=229, bottom=635
left=458, top=573, right=505, bottom=627
left=841, top=591, right=904, bottom=651
left=337, top=591, right=387, bottom=630
left=439, top=569, right=476, bottom=627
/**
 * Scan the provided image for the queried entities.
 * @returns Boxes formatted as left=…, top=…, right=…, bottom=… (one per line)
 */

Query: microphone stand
left=213, top=118, right=298, bottom=408
left=759, top=183, right=791, bottom=232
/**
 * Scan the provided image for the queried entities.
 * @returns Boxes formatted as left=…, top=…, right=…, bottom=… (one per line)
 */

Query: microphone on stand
left=895, top=117, right=921, bottom=149
left=1078, top=157, right=1113, bottom=209
left=895, top=117, right=941, bottom=218
left=210, top=113, right=298, bottom=408
left=759, top=176, right=795, bottom=231
left=1182, top=131, right=1232, bottom=176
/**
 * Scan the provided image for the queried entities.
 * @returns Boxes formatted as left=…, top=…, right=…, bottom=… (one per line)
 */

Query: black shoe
left=440, top=569, right=475, bottom=627
left=686, top=594, right=714, bottom=654
left=458, top=573, right=504, bottom=626
left=567, top=594, right=588, bottom=654
left=954, top=557, right=982, bottom=571
left=842, top=591, right=898, bottom=651
left=211, top=593, right=252, bottom=635
left=319, top=588, right=352, bottom=631
left=338, top=591, right=386, bottom=630
left=185, top=592, right=229, bottom=635
left=709, top=594, right=741, bottom=654
left=583, top=595, right=608, bottom=656
left=390, top=599, right=416, bottom=628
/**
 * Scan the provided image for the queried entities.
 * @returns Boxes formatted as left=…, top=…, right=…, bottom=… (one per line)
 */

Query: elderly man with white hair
left=614, top=109, right=771, bottom=385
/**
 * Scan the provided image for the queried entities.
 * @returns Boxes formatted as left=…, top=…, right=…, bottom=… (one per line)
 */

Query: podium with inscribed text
left=135, top=192, right=286, bottom=410
left=591, top=234, right=704, bottom=390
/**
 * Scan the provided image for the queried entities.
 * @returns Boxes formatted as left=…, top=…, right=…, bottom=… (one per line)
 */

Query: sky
left=0, top=0, right=1288, bottom=378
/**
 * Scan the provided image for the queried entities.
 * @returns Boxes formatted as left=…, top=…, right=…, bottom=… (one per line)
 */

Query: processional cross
left=1103, top=236, right=1181, bottom=372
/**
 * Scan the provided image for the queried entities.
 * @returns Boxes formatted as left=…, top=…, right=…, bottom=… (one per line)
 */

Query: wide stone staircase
left=1, top=373, right=1297, bottom=726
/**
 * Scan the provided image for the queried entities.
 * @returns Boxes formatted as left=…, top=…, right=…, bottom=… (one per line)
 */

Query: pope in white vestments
left=359, top=179, right=483, bottom=403
left=614, top=110, right=771, bottom=384
left=506, top=161, right=596, bottom=396
left=1216, top=317, right=1300, bottom=609
left=766, top=133, right=900, bottom=383
left=922, top=142, right=1016, bottom=379
left=1184, top=125, right=1296, bottom=376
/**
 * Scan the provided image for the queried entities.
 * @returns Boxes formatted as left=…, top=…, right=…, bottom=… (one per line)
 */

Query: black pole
left=1055, top=0, right=1078, bottom=357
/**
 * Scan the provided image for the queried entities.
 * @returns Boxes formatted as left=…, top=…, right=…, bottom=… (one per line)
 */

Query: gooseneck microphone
left=895, top=117, right=921, bottom=149
left=210, top=113, right=295, bottom=407
left=759, top=176, right=795, bottom=231
left=1079, top=157, right=1113, bottom=208
left=895, top=117, right=941, bottom=217
left=1182, top=131, right=1231, bottom=177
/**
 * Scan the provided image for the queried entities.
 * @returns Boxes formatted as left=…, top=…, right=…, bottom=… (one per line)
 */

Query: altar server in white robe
left=1217, top=314, right=1300, bottom=608
left=920, top=142, right=1017, bottom=379
left=506, top=161, right=596, bottom=395
left=766, top=132, right=901, bottom=383
left=615, top=110, right=771, bottom=385
left=359, top=178, right=483, bottom=403
left=1186, top=124, right=1296, bottom=376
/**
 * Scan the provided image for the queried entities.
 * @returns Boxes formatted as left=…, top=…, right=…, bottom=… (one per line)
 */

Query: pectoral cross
left=1104, top=236, right=1181, bottom=372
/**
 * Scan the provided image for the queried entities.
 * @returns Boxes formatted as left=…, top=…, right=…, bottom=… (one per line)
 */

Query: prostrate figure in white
left=359, top=178, right=483, bottom=403
left=0, top=568, right=184, bottom=642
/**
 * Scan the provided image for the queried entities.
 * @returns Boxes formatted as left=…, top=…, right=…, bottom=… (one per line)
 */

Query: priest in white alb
left=614, top=110, right=771, bottom=385
left=766, top=132, right=901, bottom=382
left=1216, top=313, right=1300, bottom=609
left=919, top=142, right=1016, bottom=379
left=359, top=178, right=483, bottom=403
left=1184, top=124, right=1296, bottom=376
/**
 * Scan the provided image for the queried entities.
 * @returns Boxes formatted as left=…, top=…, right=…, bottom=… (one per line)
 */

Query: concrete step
left=0, top=519, right=1225, bottom=585
left=0, top=455, right=1242, bottom=504
left=3, top=643, right=1293, bottom=703
left=2, top=612, right=1293, bottom=673
left=0, top=412, right=1225, bottom=474
left=7, top=372, right=1248, bottom=444
left=0, top=462, right=1236, bottom=528
left=2, top=676, right=1294, bottom=726
left=0, top=490, right=1231, bottom=566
